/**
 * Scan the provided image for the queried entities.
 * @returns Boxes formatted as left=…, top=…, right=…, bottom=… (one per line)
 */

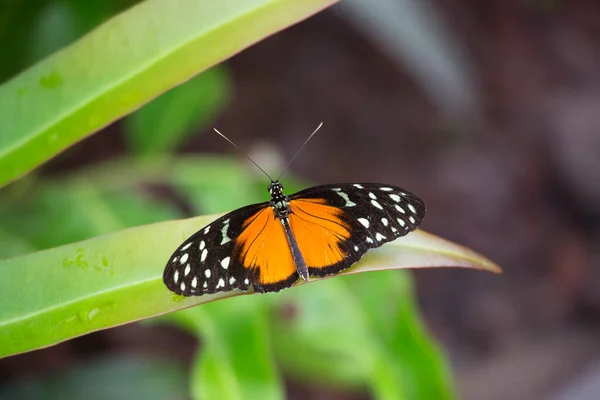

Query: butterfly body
left=163, top=182, right=425, bottom=296
left=266, top=181, right=310, bottom=281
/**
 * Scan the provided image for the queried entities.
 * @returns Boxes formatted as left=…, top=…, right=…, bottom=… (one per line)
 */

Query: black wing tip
left=162, top=263, right=184, bottom=295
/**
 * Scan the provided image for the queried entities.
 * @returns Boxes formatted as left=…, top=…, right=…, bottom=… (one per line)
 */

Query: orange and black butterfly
left=163, top=126, right=425, bottom=295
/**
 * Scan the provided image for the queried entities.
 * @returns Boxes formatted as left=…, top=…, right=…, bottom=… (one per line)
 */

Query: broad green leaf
left=270, top=280, right=376, bottom=388
left=103, top=191, right=180, bottom=228
left=345, top=271, right=455, bottom=400
left=0, top=0, right=340, bottom=187
left=0, top=355, right=188, bottom=400
left=41, top=155, right=250, bottom=193
left=171, top=158, right=264, bottom=214
left=0, top=0, right=46, bottom=83
left=193, top=345, right=243, bottom=400
left=0, top=179, right=180, bottom=252
left=49, top=154, right=265, bottom=214
left=0, top=214, right=499, bottom=359
left=124, top=67, right=231, bottom=155
left=166, top=297, right=283, bottom=400
left=1, top=0, right=136, bottom=83
left=0, top=155, right=264, bottom=254
left=271, top=273, right=455, bottom=400
left=0, top=228, right=36, bottom=260
left=27, top=1, right=81, bottom=65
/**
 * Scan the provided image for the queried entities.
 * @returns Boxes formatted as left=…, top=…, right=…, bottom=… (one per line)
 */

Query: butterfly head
left=268, top=181, right=289, bottom=218
left=268, top=181, right=284, bottom=196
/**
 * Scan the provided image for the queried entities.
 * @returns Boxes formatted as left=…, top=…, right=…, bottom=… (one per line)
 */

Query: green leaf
left=1, top=0, right=136, bottom=82
left=0, top=0, right=340, bottom=187
left=0, top=214, right=499, bottom=359
left=271, top=273, right=455, bottom=399
left=0, top=228, right=36, bottom=260
left=0, top=0, right=46, bottom=83
left=124, top=67, right=231, bottom=155
left=170, top=157, right=265, bottom=214
left=345, top=271, right=455, bottom=400
left=50, top=154, right=266, bottom=214
left=0, top=156, right=263, bottom=253
left=0, top=179, right=180, bottom=251
left=26, top=1, right=81, bottom=65
left=270, top=280, right=377, bottom=388
left=165, top=297, right=284, bottom=400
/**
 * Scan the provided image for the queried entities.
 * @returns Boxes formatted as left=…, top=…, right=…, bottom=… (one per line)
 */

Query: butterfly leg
left=280, top=218, right=309, bottom=281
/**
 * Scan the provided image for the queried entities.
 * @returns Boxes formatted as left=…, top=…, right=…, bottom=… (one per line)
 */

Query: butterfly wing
left=163, top=201, right=300, bottom=296
left=231, top=206, right=299, bottom=293
left=163, top=202, right=269, bottom=296
left=288, top=183, right=425, bottom=277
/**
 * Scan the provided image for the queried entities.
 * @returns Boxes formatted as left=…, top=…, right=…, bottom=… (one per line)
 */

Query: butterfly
left=163, top=124, right=425, bottom=296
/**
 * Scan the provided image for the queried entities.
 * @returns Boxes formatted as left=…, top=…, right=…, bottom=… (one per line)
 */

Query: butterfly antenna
left=277, top=122, right=323, bottom=182
left=213, top=128, right=274, bottom=182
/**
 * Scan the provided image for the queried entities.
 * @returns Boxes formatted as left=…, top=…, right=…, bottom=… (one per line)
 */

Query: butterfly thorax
left=268, top=181, right=290, bottom=219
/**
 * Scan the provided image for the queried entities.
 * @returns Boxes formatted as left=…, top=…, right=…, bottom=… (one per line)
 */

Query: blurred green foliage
left=123, top=66, right=232, bottom=156
left=0, top=1, right=455, bottom=399
left=0, top=0, right=139, bottom=85
left=0, top=355, right=189, bottom=400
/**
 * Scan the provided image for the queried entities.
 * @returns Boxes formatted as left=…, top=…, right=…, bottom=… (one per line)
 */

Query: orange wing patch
left=234, top=207, right=297, bottom=286
left=289, top=199, right=352, bottom=269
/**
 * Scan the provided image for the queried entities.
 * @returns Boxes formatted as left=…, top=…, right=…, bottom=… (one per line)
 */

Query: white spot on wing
left=381, top=218, right=388, bottom=226
left=389, top=194, right=401, bottom=202
left=217, top=278, right=225, bottom=288
left=172, top=256, right=178, bottom=264
left=184, top=264, right=191, bottom=276
left=366, top=237, right=374, bottom=244
left=409, top=216, right=416, bottom=224
left=204, top=226, right=210, bottom=234
left=391, top=226, right=398, bottom=233
left=220, top=219, right=231, bottom=244
left=173, top=270, right=179, bottom=283
left=180, top=253, right=189, bottom=264
left=191, top=277, right=198, bottom=288
left=201, top=249, right=208, bottom=262
left=375, top=233, right=386, bottom=241
left=368, top=192, right=377, bottom=199
left=244, top=278, right=249, bottom=285
left=398, top=218, right=406, bottom=227
left=181, top=242, right=192, bottom=251
left=199, top=240, right=205, bottom=250
left=358, top=218, right=370, bottom=228
left=205, top=269, right=211, bottom=278
left=221, top=257, right=230, bottom=269
left=395, top=204, right=405, bottom=214
left=371, top=199, right=383, bottom=210
left=380, top=187, right=393, bottom=191
left=354, top=245, right=359, bottom=251
left=408, top=204, right=417, bottom=214
left=180, top=282, right=186, bottom=291
left=332, top=188, right=341, bottom=191
left=334, top=190, right=356, bottom=207
left=353, top=184, right=364, bottom=189
left=229, top=277, right=236, bottom=285
left=203, top=281, right=208, bottom=288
